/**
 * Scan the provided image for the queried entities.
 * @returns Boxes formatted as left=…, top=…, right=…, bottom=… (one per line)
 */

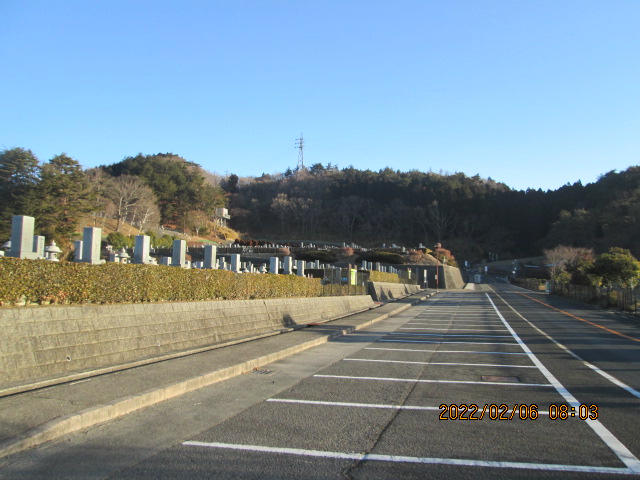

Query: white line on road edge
left=343, top=358, right=537, bottom=368
left=489, top=287, right=640, bottom=399
left=365, top=347, right=529, bottom=355
left=485, top=292, right=640, bottom=474
left=182, top=441, right=633, bottom=475
left=313, top=374, right=551, bottom=387
left=266, top=398, right=549, bottom=415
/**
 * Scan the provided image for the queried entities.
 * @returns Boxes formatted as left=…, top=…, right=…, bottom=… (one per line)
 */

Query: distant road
left=2, top=283, right=639, bottom=479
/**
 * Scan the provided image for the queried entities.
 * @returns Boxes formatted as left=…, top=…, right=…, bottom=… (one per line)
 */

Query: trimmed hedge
left=0, top=258, right=322, bottom=306
left=369, top=271, right=402, bottom=284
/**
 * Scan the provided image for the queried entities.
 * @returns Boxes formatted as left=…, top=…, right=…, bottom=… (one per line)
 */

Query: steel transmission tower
left=295, top=133, right=305, bottom=170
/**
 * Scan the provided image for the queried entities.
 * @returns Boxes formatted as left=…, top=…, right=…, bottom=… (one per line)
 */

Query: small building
left=213, top=207, right=231, bottom=227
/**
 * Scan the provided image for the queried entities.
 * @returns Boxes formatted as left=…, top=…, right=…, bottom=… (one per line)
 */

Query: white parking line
left=379, top=339, right=520, bottom=346
left=266, top=398, right=549, bottom=415
left=486, top=293, right=640, bottom=473
left=389, top=332, right=513, bottom=338
left=398, top=330, right=511, bottom=337
left=182, top=441, right=633, bottom=475
left=365, top=347, right=529, bottom=355
left=343, top=358, right=537, bottom=368
left=313, top=374, right=551, bottom=387
left=407, top=322, right=506, bottom=326
left=490, top=287, right=640, bottom=399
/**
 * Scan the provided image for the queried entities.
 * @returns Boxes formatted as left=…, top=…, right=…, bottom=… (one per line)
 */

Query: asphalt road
left=2, top=283, right=639, bottom=479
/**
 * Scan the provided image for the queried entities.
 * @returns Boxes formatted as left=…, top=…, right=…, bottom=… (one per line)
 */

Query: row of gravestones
left=1, top=215, right=404, bottom=276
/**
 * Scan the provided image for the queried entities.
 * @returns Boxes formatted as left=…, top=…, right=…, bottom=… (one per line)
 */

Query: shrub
left=106, top=232, right=133, bottom=249
left=0, top=257, right=322, bottom=306
left=369, top=271, right=403, bottom=284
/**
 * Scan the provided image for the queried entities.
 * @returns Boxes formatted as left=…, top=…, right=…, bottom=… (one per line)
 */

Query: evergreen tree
left=35, top=154, right=95, bottom=244
left=0, top=147, right=40, bottom=238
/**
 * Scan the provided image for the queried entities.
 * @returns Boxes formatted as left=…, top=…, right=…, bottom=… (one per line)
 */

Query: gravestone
left=81, top=227, right=102, bottom=264
left=269, top=257, right=279, bottom=274
left=171, top=239, right=187, bottom=267
left=297, top=260, right=305, bottom=277
left=203, top=245, right=217, bottom=269
left=74, top=241, right=84, bottom=262
left=160, top=257, right=171, bottom=266
left=283, top=256, right=293, bottom=275
left=134, top=235, right=151, bottom=264
left=231, top=254, right=241, bottom=273
left=33, top=236, right=45, bottom=259
left=8, top=215, right=39, bottom=259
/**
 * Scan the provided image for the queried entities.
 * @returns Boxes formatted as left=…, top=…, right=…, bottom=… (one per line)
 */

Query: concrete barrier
left=367, top=282, right=422, bottom=302
left=0, top=296, right=375, bottom=391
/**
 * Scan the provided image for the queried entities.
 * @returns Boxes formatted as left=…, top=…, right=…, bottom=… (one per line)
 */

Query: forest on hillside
left=229, top=164, right=640, bottom=262
left=2, top=147, right=639, bottom=263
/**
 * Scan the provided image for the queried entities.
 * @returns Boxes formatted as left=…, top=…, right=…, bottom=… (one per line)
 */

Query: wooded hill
left=2, top=146, right=639, bottom=263
left=228, top=165, right=640, bottom=262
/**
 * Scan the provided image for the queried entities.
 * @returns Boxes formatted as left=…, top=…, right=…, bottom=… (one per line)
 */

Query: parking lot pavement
left=147, top=291, right=640, bottom=478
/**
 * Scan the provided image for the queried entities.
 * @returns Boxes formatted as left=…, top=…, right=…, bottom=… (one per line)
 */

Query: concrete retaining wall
left=422, top=265, right=465, bottom=290
left=367, top=282, right=422, bottom=302
left=0, top=296, right=375, bottom=389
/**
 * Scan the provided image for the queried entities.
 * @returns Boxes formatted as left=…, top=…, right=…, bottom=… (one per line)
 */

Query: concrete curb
left=0, top=292, right=433, bottom=459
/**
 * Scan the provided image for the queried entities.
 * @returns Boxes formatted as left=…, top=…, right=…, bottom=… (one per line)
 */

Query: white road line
left=389, top=332, right=513, bottom=338
left=398, top=329, right=511, bottom=336
left=365, top=347, right=529, bottom=355
left=182, top=442, right=632, bottom=475
left=486, top=292, right=640, bottom=474
left=379, top=339, right=520, bottom=346
left=490, top=287, right=640, bottom=399
left=313, top=374, right=551, bottom=387
left=266, top=398, right=549, bottom=415
left=407, top=323, right=505, bottom=326
left=267, top=398, right=439, bottom=410
left=343, top=358, right=537, bottom=368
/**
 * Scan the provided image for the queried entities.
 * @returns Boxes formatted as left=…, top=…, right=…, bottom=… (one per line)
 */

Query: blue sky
left=1, top=0, right=638, bottom=191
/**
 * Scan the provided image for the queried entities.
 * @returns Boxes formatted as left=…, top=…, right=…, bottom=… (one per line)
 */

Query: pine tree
left=35, top=154, right=96, bottom=244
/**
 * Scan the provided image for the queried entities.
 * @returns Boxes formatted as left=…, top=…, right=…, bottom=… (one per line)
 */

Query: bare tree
left=425, top=200, right=456, bottom=242
left=270, top=193, right=291, bottom=235
left=109, top=175, right=156, bottom=232
left=133, top=194, right=161, bottom=233
left=187, top=210, right=210, bottom=237
left=543, top=245, right=593, bottom=282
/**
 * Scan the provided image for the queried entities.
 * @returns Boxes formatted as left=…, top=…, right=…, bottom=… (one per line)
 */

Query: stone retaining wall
left=1, top=295, right=374, bottom=389
left=367, top=282, right=422, bottom=302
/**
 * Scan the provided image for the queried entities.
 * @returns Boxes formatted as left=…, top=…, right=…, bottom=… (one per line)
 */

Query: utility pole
left=295, top=133, right=305, bottom=171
